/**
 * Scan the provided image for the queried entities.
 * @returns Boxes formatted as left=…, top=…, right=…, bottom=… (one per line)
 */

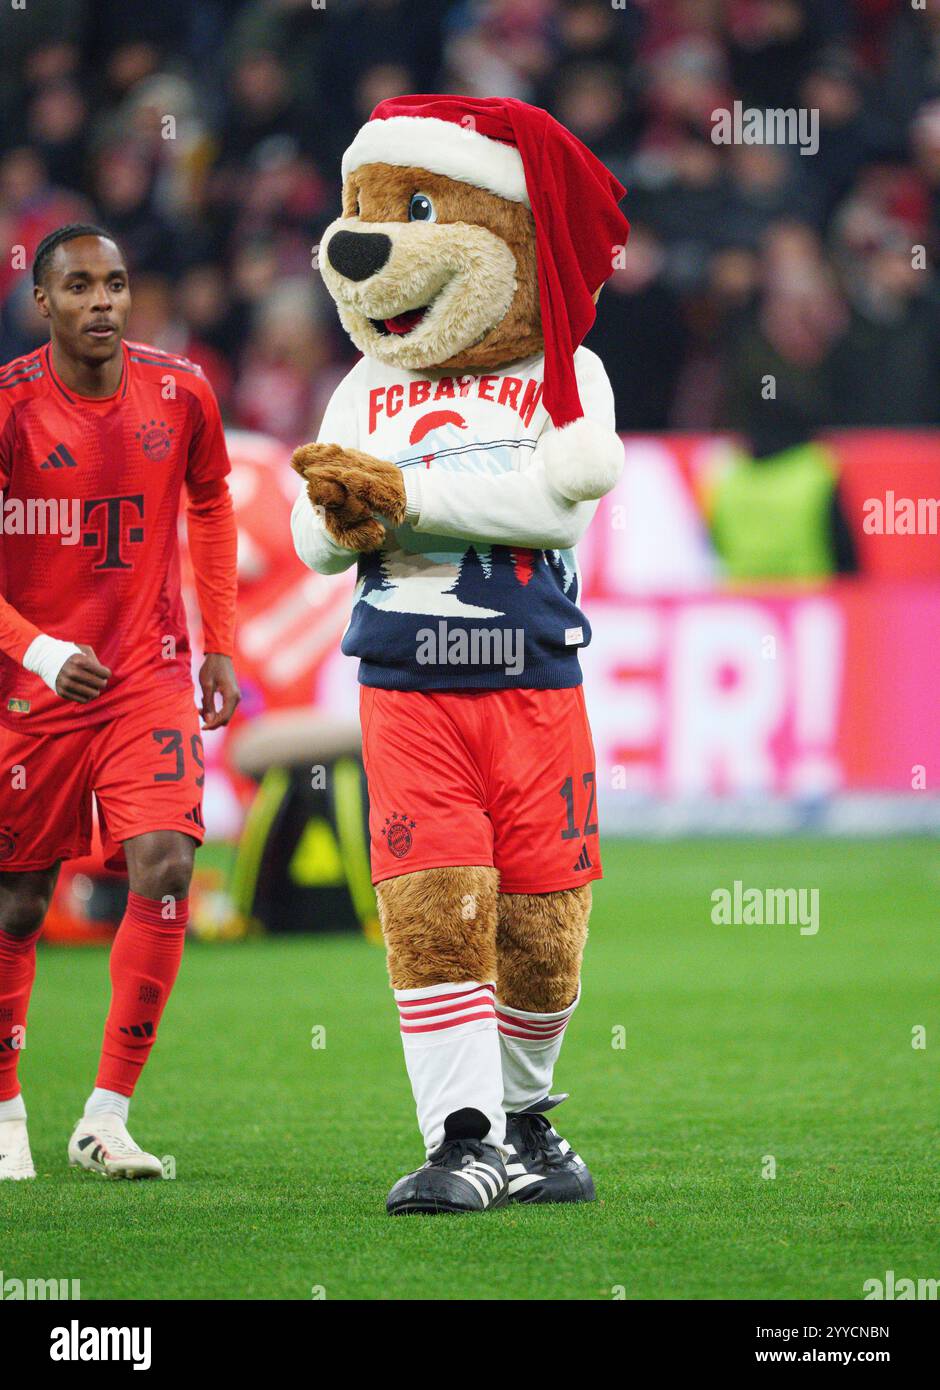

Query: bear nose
left=327, top=230, right=392, bottom=282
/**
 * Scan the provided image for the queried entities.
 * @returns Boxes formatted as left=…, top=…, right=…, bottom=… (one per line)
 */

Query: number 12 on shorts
left=559, top=772, right=597, bottom=842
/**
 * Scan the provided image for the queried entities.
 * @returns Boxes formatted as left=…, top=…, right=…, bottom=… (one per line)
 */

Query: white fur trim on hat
left=342, top=115, right=530, bottom=207
left=539, top=416, right=625, bottom=503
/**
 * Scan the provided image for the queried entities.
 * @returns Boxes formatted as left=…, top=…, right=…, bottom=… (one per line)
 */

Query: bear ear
left=539, top=416, right=624, bottom=503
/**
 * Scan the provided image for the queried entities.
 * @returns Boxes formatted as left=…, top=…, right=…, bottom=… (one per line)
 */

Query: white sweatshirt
left=291, top=347, right=615, bottom=689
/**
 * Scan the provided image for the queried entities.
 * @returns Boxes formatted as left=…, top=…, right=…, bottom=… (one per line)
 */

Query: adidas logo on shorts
left=573, top=844, right=592, bottom=872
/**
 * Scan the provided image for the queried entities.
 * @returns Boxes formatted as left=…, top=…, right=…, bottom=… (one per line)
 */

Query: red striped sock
left=0, top=926, right=41, bottom=1102
left=95, top=892, right=188, bottom=1097
left=394, top=980, right=505, bottom=1154
left=497, top=987, right=580, bottom=1111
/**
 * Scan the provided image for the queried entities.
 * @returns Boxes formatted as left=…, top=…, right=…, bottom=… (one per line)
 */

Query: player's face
left=34, top=237, right=131, bottom=363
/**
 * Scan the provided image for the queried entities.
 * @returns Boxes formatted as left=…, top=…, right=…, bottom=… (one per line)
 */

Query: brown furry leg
left=496, top=885, right=591, bottom=1013
left=377, top=866, right=499, bottom=990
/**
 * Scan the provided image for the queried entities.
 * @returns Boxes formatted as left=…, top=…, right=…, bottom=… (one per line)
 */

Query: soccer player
left=0, top=225, right=239, bottom=1180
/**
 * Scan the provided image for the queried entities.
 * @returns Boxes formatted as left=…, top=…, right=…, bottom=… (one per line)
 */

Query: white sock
left=496, top=986, right=580, bottom=1112
left=0, top=1093, right=27, bottom=1122
left=394, top=980, right=506, bottom=1155
left=84, top=1087, right=130, bottom=1123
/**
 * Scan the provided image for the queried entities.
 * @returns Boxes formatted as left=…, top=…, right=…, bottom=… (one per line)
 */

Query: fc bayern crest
left=0, top=827, right=18, bottom=862
left=384, top=811, right=417, bottom=859
left=136, top=419, right=174, bottom=461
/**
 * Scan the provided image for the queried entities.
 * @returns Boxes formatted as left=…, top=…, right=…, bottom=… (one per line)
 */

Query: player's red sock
left=0, top=925, right=42, bottom=1102
left=96, top=892, right=188, bottom=1097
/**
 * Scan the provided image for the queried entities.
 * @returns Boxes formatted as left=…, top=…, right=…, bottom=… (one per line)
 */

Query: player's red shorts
left=0, top=688, right=206, bottom=872
left=359, top=685, right=602, bottom=894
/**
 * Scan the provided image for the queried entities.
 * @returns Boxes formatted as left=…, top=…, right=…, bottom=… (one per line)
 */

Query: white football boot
left=0, top=1117, right=36, bottom=1180
left=68, top=1112, right=163, bottom=1180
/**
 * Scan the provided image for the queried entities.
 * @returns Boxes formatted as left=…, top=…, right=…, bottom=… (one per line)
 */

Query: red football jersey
left=0, top=340, right=231, bottom=734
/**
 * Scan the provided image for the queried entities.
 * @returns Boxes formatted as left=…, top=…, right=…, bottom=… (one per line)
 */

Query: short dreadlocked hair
left=32, top=224, right=121, bottom=287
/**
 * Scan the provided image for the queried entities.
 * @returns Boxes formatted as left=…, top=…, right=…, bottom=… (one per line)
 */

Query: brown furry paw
left=291, top=441, right=406, bottom=551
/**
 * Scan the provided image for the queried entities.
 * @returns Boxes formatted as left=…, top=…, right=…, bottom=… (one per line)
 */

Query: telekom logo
left=81, top=495, right=145, bottom=571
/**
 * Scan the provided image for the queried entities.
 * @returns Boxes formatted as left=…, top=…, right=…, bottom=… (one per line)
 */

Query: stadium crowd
left=0, top=0, right=938, bottom=445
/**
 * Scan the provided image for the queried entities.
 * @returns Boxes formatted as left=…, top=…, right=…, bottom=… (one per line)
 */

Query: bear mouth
left=370, top=306, right=431, bottom=337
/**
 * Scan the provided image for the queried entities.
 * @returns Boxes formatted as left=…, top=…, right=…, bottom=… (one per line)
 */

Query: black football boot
left=386, top=1108, right=509, bottom=1215
left=504, top=1094, right=595, bottom=1204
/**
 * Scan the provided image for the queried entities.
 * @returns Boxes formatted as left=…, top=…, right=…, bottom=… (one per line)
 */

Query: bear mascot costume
left=291, top=94, right=629, bottom=1215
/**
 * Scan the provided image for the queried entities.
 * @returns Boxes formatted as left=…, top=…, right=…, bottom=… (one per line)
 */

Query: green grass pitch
left=3, top=838, right=938, bottom=1301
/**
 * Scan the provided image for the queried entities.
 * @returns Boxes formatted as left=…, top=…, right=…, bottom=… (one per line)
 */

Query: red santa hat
left=342, top=94, right=630, bottom=433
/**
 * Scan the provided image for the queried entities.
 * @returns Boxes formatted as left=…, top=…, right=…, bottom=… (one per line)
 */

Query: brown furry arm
left=291, top=442, right=406, bottom=552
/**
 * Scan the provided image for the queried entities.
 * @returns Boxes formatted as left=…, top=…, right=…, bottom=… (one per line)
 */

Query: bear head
left=318, top=162, right=542, bottom=374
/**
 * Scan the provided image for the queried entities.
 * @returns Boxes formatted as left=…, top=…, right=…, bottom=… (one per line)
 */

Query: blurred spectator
left=0, top=5, right=84, bottom=141
left=116, top=73, right=215, bottom=224
left=829, top=212, right=940, bottom=427
left=225, top=136, right=328, bottom=269
left=125, top=272, right=234, bottom=411
left=707, top=215, right=859, bottom=580
left=0, top=147, right=91, bottom=303
left=797, top=48, right=888, bottom=224
left=555, top=0, right=642, bottom=69
left=628, top=126, right=731, bottom=291
left=234, top=280, right=333, bottom=445
left=586, top=224, right=684, bottom=431
left=218, top=50, right=308, bottom=168
left=445, top=0, right=554, bottom=100
left=912, top=100, right=940, bottom=261
left=722, top=222, right=846, bottom=445
left=25, top=82, right=89, bottom=194
left=175, top=264, right=241, bottom=363
left=671, top=240, right=760, bottom=428
left=721, top=143, right=820, bottom=241
left=724, top=0, right=845, bottom=113
left=881, top=2, right=940, bottom=140
left=91, top=143, right=180, bottom=275
left=552, top=62, right=635, bottom=167
left=705, top=400, right=858, bottom=581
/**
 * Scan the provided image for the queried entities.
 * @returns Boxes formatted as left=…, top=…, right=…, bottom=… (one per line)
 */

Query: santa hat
left=342, top=94, right=630, bottom=441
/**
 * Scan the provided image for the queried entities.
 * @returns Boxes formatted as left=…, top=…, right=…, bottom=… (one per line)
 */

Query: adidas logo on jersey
left=39, top=444, right=78, bottom=470
left=573, top=844, right=592, bottom=872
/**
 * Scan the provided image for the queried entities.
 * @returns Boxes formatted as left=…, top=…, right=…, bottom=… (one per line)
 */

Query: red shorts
left=359, top=686, right=602, bottom=894
left=0, top=688, right=206, bottom=872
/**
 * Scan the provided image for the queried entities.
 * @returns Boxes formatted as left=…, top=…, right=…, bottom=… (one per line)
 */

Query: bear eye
left=409, top=193, right=436, bottom=223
